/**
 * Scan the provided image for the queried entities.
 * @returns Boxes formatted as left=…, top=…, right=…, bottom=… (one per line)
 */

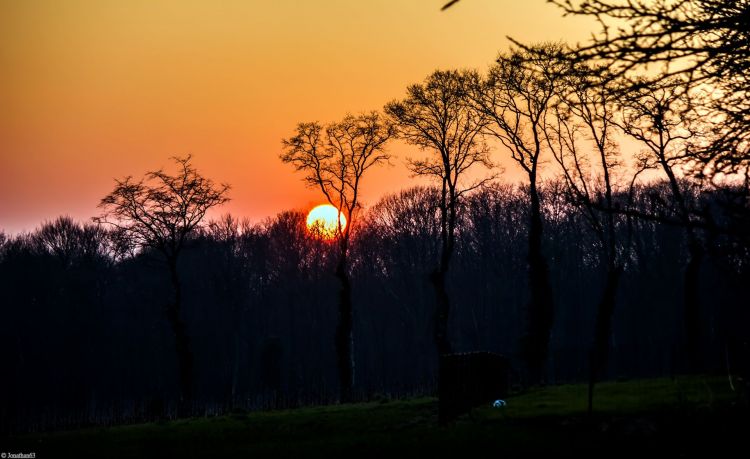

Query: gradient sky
left=0, top=0, right=597, bottom=234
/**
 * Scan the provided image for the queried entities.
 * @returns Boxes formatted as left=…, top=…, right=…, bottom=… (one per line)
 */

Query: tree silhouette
left=551, top=0, right=750, bottom=180
left=3, top=180, right=750, bottom=432
left=547, top=60, right=628, bottom=413
left=469, top=44, right=565, bottom=383
left=385, top=69, right=493, bottom=357
left=35, top=216, right=114, bottom=268
left=281, top=112, right=394, bottom=402
left=617, top=81, right=706, bottom=370
left=95, top=155, right=229, bottom=412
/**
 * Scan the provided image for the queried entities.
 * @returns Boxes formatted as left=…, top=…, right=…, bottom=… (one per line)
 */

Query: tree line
left=1, top=179, right=748, bottom=432
left=2, top=0, right=749, bottom=432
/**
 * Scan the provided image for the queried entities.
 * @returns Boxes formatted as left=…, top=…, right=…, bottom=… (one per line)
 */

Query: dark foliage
left=2, top=181, right=748, bottom=433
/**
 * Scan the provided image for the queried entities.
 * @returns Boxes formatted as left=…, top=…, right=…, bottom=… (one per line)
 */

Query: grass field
left=3, top=376, right=748, bottom=458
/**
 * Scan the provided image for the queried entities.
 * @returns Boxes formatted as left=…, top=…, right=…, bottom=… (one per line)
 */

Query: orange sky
left=0, top=0, right=596, bottom=234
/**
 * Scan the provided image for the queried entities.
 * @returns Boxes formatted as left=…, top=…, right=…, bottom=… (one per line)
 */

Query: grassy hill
left=4, top=376, right=747, bottom=458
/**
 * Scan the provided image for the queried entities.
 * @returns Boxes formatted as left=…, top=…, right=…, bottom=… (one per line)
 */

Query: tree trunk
left=230, top=332, right=240, bottom=409
left=430, top=267, right=452, bottom=357
left=334, top=258, right=354, bottom=403
left=661, top=159, right=703, bottom=372
left=432, top=263, right=452, bottom=423
left=684, top=241, right=703, bottom=372
left=166, top=257, right=194, bottom=416
left=522, top=181, right=555, bottom=384
left=433, top=183, right=454, bottom=359
left=587, top=266, right=621, bottom=416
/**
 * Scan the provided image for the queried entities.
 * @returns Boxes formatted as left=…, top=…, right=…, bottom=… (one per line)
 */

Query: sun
left=306, top=204, right=346, bottom=238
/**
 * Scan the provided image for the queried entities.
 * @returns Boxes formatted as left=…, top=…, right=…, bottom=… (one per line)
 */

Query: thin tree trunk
left=166, top=257, right=194, bottom=416
left=230, top=332, right=240, bottom=408
left=433, top=183, right=454, bottom=358
left=661, top=159, right=703, bottom=372
left=430, top=266, right=452, bottom=356
left=432, top=261, right=452, bottom=427
left=587, top=266, right=621, bottom=416
left=684, top=241, right=703, bottom=371
left=334, top=257, right=354, bottom=403
left=523, top=180, right=555, bottom=384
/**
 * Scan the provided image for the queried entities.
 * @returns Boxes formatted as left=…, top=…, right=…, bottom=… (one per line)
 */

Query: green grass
left=4, top=376, right=747, bottom=458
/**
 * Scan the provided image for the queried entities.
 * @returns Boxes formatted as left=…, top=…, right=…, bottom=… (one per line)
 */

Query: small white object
left=493, top=399, right=507, bottom=408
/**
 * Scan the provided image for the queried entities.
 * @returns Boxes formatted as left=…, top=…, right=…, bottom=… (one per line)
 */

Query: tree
left=385, top=69, right=493, bottom=357
left=281, top=111, right=394, bottom=402
left=34, top=216, right=114, bottom=268
left=617, top=80, right=706, bottom=369
left=95, top=155, right=230, bottom=412
left=354, top=186, right=443, bottom=387
left=547, top=60, right=629, bottom=413
left=551, top=0, right=750, bottom=181
left=468, top=44, right=565, bottom=383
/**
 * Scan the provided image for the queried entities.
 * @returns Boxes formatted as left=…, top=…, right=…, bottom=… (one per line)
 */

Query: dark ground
left=3, top=376, right=748, bottom=458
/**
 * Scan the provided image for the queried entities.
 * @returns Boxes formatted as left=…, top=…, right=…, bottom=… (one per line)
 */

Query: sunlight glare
left=306, top=204, right=346, bottom=239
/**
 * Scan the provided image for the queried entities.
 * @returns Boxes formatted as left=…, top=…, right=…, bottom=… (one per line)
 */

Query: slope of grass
left=3, top=376, right=747, bottom=458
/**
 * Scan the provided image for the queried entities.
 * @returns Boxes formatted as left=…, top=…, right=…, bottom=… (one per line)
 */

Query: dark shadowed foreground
left=4, top=376, right=747, bottom=458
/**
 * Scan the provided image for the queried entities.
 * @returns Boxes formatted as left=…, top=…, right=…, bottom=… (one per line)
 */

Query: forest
left=1, top=0, right=749, bottom=437
left=1, top=179, right=748, bottom=432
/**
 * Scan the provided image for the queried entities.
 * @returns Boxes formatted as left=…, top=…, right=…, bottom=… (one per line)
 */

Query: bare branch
left=95, top=155, right=230, bottom=260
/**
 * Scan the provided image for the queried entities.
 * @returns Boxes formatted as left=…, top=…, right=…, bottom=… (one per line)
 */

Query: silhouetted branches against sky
left=468, top=43, right=566, bottom=178
left=281, top=112, right=394, bottom=403
left=385, top=69, right=493, bottom=356
left=542, top=58, right=628, bottom=412
left=550, top=0, right=749, bottom=83
left=547, top=0, right=750, bottom=180
left=447, top=0, right=749, bottom=180
left=94, top=154, right=230, bottom=409
left=386, top=70, right=494, bottom=199
left=441, top=0, right=461, bottom=11
left=546, top=60, right=623, bottom=241
left=465, top=45, right=564, bottom=380
left=95, top=155, right=230, bottom=258
left=281, top=112, right=394, bottom=229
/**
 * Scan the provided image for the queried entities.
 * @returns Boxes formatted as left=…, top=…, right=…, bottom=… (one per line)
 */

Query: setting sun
left=306, top=204, right=346, bottom=238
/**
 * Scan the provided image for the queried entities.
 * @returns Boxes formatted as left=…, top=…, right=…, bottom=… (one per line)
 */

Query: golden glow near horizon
left=306, top=204, right=346, bottom=239
left=0, top=1, right=597, bottom=233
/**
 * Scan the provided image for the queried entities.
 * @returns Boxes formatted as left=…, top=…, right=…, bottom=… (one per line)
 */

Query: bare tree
left=281, top=111, right=394, bottom=402
left=547, top=60, right=630, bottom=413
left=34, top=216, right=113, bottom=268
left=551, top=0, right=750, bottom=181
left=617, top=80, right=706, bottom=370
left=95, top=155, right=230, bottom=412
left=385, top=69, right=493, bottom=357
left=469, top=44, right=565, bottom=383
